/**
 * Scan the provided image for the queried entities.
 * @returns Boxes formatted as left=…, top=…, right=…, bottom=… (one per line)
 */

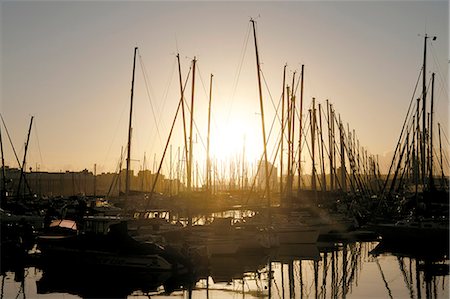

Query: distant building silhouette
left=0, top=166, right=183, bottom=197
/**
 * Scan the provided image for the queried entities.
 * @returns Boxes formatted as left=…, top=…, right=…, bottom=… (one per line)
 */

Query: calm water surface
left=1, top=242, right=448, bottom=299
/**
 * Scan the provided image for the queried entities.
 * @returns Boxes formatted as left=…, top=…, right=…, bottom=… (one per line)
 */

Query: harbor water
left=2, top=241, right=448, bottom=299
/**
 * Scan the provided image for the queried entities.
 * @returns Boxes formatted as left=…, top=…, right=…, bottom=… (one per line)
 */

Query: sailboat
left=375, top=217, right=448, bottom=247
left=373, top=34, right=449, bottom=247
left=36, top=48, right=193, bottom=274
left=249, top=18, right=319, bottom=245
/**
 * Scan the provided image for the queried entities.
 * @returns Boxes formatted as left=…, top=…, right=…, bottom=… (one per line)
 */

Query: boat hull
left=37, top=233, right=186, bottom=272
left=374, top=222, right=449, bottom=248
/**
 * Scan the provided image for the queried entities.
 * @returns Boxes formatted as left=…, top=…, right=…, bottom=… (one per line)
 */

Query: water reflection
left=370, top=241, right=449, bottom=299
left=1, top=241, right=448, bottom=298
left=37, top=265, right=191, bottom=298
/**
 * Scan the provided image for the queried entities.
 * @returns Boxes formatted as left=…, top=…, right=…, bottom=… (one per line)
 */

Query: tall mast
left=187, top=57, right=196, bottom=192
left=297, top=65, right=304, bottom=193
left=206, top=73, right=213, bottom=193
left=250, top=19, right=271, bottom=206
left=286, top=85, right=292, bottom=199
left=169, top=145, right=172, bottom=195
left=411, top=119, right=416, bottom=185
left=416, top=98, right=421, bottom=196
left=318, top=104, right=326, bottom=192
left=177, top=54, right=189, bottom=188
left=339, top=115, right=346, bottom=192
left=310, top=98, right=316, bottom=192
left=17, top=116, right=34, bottom=198
left=331, top=106, right=336, bottom=191
left=280, top=65, right=286, bottom=201
left=289, top=72, right=296, bottom=200
left=429, top=72, right=435, bottom=188
left=118, top=146, right=124, bottom=195
left=327, top=100, right=334, bottom=191
left=0, top=125, right=6, bottom=200
left=125, top=46, right=138, bottom=199
left=438, top=123, right=445, bottom=187
left=421, top=34, right=436, bottom=187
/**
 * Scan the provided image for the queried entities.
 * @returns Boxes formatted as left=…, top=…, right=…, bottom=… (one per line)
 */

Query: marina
left=1, top=1, right=449, bottom=298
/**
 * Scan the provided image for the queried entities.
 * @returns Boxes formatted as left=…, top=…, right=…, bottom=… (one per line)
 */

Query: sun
left=209, top=117, right=263, bottom=164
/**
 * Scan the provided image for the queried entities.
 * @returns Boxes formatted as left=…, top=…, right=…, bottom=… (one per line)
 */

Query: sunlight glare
left=210, top=118, right=262, bottom=164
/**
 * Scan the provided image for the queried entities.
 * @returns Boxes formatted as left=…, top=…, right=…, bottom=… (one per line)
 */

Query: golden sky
left=1, top=1, right=448, bottom=177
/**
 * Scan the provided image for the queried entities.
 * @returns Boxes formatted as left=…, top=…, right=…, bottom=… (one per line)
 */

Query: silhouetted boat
left=270, top=213, right=320, bottom=244
left=373, top=217, right=449, bottom=248
left=37, top=217, right=190, bottom=273
left=186, top=217, right=273, bottom=256
left=371, top=239, right=448, bottom=261
left=128, top=209, right=184, bottom=242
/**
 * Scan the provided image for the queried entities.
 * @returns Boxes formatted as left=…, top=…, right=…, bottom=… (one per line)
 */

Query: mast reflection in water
left=1, top=241, right=448, bottom=299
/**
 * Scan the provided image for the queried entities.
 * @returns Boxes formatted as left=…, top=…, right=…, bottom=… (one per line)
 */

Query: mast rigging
left=125, top=47, right=138, bottom=199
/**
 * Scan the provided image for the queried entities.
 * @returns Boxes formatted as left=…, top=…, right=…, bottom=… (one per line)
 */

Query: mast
left=349, top=127, right=355, bottom=192
left=206, top=74, right=213, bottom=193
left=438, top=123, right=445, bottom=187
left=250, top=18, right=271, bottom=206
left=125, top=46, right=138, bottom=199
left=169, top=146, right=172, bottom=195
left=286, top=85, right=292, bottom=199
left=144, top=75, right=192, bottom=210
left=319, top=104, right=326, bottom=192
left=330, top=104, right=337, bottom=190
left=280, top=65, right=286, bottom=201
left=187, top=57, right=197, bottom=192
left=415, top=98, right=421, bottom=198
left=310, top=100, right=316, bottom=192
left=290, top=71, right=296, bottom=200
left=297, top=64, right=304, bottom=193
left=427, top=112, right=430, bottom=164
left=421, top=34, right=427, bottom=187
left=17, top=116, right=34, bottom=198
left=421, top=34, right=436, bottom=187
left=177, top=54, right=189, bottom=188
left=327, top=100, right=334, bottom=191
left=429, top=72, right=435, bottom=188
left=118, top=146, right=124, bottom=195
left=411, top=122, right=416, bottom=185
left=0, top=125, right=6, bottom=200
left=339, top=115, right=346, bottom=192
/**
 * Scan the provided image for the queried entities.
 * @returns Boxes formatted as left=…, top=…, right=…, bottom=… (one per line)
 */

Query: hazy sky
left=1, top=1, right=448, bottom=176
